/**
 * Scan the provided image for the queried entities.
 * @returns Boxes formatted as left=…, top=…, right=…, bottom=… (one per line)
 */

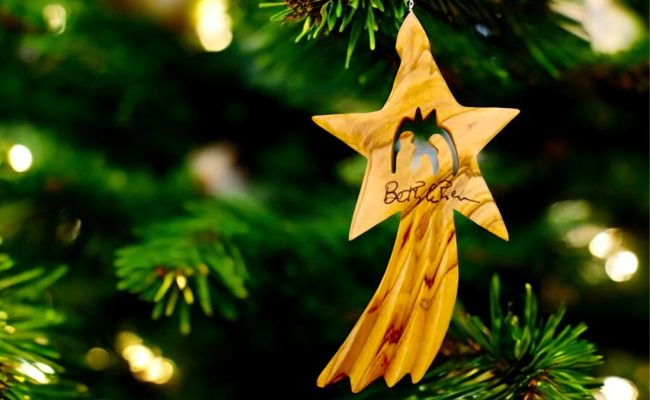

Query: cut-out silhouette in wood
left=392, top=109, right=457, bottom=176
left=311, top=11, right=519, bottom=393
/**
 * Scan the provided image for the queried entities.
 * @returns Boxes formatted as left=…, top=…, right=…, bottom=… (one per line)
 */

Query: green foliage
left=260, top=0, right=647, bottom=80
left=261, top=0, right=408, bottom=67
left=0, top=124, right=195, bottom=230
left=0, top=254, right=82, bottom=400
left=355, top=275, right=602, bottom=399
left=115, top=201, right=253, bottom=334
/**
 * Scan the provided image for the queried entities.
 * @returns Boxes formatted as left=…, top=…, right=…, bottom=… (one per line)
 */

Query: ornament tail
left=316, top=204, right=458, bottom=392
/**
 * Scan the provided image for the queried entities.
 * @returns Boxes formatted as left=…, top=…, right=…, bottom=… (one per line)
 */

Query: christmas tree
left=0, top=0, right=647, bottom=399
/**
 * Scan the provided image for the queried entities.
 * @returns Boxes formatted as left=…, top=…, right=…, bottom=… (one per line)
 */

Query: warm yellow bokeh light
left=123, top=344, right=154, bottom=372
left=584, top=0, right=642, bottom=54
left=548, top=200, right=592, bottom=225
left=33, top=362, right=55, bottom=375
left=136, top=357, right=175, bottom=385
left=8, top=144, right=33, bottom=172
left=605, top=251, right=638, bottom=282
left=115, top=331, right=142, bottom=353
left=86, top=347, right=110, bottom=371
left=16, top=360, right=50, bottom=384
left=195, top=0, right=233, bottom=52
left=43, top=4, right=67, bottom=34
left=551, top=0, right=643, bottom=54
left=565, top=224, right=603, bottom=247
left=589, top=229, right=622, bottom=259
left=117, top=332, right=177, bottom=385
left=595, top=377, right=638, bottom=400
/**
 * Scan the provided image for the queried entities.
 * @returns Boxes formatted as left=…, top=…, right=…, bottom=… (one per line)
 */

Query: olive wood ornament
left=312, top=11, right=519, bottom=393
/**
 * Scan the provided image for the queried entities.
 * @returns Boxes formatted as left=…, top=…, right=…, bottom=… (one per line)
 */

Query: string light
left=123, top=344, right=154, bottom=372
left=582, top=229, right=639, bottom=283
left=605, top=251, right=638, bottom=282
left=135, top=357, right=175, bottom=384
left=15, top=360, right=52, bottom=384
left=43, top=4, right=67, bottom=34
left=195, top=0, right=233, bottom=52
left=116, top=332, right=176, bottom=385
left=589, top=229, right=623, bottom=259
left=86, top=347, right=110, bottom=371
left=548, top=200, right=592, bottom=225
left=594, top=377, right=638, bottom=400
left=8, top=145, right=33, bottom=173
left=33, top=362, right=55, bottom=375
left=565, top=224, right=603, bottom=247
left=189, top=143, right=246, bottom=195
left=550, top=0, right=642, bottom=54
left=115, top=331, right=142, bottom=353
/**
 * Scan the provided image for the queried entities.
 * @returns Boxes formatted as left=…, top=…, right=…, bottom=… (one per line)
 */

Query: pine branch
left=113, top=191, right=362, bottom=335
left=348, top=275, right=602, bottom=399
left=261, top=0, right=407, bottom=68
left=0, top=254, right=83, bottom=400
left=114, top=199, right=258, bottom=334
left=257, top=0, right=620, bottom=75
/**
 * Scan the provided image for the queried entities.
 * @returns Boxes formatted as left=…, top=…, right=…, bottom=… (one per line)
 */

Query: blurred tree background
left=0, top=0, right=647, bottom=399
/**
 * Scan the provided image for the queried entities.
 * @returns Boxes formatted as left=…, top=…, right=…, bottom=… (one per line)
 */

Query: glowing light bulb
left=589, top=229, right=622, bottom=259
left=16, top=360, right=50, bottom=384
left=115, top=331, right=141, bottom=353
left=136, top=357, right=174, bottom=384
left=551, top=0, right=643, bottom=54
left=33, top=362, right=55, bottom=375
left=548, top=200, right=592, bottom=225
left=8, top=145, right=32, bottom=172
left=605, top=251, right=638, bottom=282
left=595, top=377, right=638, bottom=400
left=123, top=344, right=154, bottom=372
left=583, top=0, right=642, bottom=54
left=189, top=143, right=246, bottom=195
left=43, top=4, right=67, bottom=34
left=86, top=347, right=110, bottom=371
left=195, top=0, right=233, bottom=52
left=565, top=224, right=603, bottom=247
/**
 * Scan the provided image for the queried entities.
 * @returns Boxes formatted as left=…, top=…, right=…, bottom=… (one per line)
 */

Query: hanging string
left=408, top=0, right=414, bottom=12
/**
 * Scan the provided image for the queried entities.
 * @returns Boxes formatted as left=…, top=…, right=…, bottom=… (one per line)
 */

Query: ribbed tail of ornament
left=316, top=201, right=459, bottom=392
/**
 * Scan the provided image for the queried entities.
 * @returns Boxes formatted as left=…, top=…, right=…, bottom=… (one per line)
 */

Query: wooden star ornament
left=312, top=11, right=519, bottom=393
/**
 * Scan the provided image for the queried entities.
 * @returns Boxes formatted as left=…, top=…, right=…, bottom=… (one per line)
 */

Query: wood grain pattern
left=312, top=11, right=518, bottom=393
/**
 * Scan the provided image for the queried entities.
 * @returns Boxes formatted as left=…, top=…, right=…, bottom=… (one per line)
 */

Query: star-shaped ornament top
left=313, top=11, right=519, bottom=242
